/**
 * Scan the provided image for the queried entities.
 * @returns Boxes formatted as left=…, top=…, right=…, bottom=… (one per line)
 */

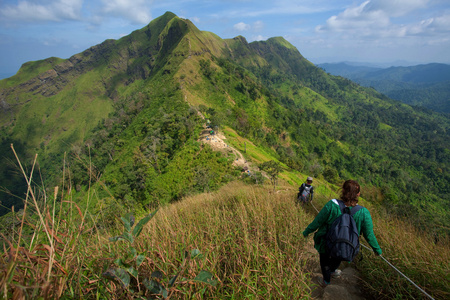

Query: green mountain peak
left=264, top=36, right=296, bottom=49
left=0, top=12, right=448, bottom=241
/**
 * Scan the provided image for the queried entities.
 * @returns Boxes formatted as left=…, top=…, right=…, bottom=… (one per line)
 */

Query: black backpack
left=325, top=200, right=362, bottom=262
left=298, top=184, right=312, bottom=202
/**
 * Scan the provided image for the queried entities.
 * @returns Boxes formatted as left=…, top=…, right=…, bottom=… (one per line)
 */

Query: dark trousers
left=319, top=253, right=342, bottom=283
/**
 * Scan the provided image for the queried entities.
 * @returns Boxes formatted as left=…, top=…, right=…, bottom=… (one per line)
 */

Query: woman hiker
left=302, top=179, right=382, bottom=287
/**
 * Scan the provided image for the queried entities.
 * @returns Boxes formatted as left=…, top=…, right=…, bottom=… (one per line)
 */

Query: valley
left=0, top=11, right=449, bottom=299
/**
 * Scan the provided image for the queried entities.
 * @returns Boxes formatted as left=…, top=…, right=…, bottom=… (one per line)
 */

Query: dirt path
left=302, top=206, right=366, bottom=299
left=198, top=119, right=365, bottom=298
left=307, top=252, right=367, bottom=299
left=194, top=108, right=256, bottom=177
left=199, top=126, right=252, bottom=172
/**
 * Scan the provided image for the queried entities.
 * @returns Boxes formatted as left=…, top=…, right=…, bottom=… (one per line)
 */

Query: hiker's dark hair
left=340, top=180, right=360, bottom=207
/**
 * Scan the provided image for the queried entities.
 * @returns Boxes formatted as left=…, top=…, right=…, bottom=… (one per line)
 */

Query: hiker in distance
left=297, top=176, right=314, bottom=205
left=302, top=180, right=382, bottom=287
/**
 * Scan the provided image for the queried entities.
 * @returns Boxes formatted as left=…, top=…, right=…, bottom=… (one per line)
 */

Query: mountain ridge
left=319, top=62, right=450, bottom=113
left=0, top=12, right=448, bottom=238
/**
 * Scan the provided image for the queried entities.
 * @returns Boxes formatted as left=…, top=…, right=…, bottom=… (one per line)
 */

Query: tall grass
left=0, top=173, right=315, bottom=299
left=358, top=212, right=450, bottom=299
left=1, top=156, right=449, bottom=299
left=0, top=149, right=92, bottom=299
left=140, top=182, right=313, bottom=299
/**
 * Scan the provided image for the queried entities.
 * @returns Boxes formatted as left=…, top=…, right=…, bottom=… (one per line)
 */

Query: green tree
left=260, top=160, right=282, bottom=192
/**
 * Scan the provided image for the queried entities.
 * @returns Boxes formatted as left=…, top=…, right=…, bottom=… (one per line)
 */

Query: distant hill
left=0, top=12, right=448, bottom=238
left=318, top=62, right=450, bottom=113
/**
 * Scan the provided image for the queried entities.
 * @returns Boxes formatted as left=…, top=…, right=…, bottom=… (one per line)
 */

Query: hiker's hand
left=374, top=252, right=380, bottom=256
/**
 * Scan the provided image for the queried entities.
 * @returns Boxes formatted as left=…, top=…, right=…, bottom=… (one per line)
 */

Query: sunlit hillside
left=1, top=176, right=448, bottom=299
left=0, top=11, right=449, bottom=299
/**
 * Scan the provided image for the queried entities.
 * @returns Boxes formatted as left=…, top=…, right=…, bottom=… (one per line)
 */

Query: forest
left=0, top=12, right=449, bottom=299
left=0, top=12, right=448, bottom=237
left=319, top=62, right=450, bottom=114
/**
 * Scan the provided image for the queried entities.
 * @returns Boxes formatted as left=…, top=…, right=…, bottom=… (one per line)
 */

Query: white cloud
left=427, top=13, right=450, bottom=32
left=101, top=0, right=152, bottom=24
left=233, top=22, right=251, bottom=32
left=253, top=20, right=264, bottom=31
left=404, top=13, right=450, bottom=38
left=315, top=0, right=446, bottom=39
left=233, top=20, right=264, bottom=32
left=0, top=0, right=83, bottom=22
left=304, top=0, right=450, bottom=64
left=226, top=0, right=336, bottom=18
left=364, top=0, right=429, bottom=17
left=316, top=1, right=389, bottom=33
left=251, top=34, right=267, bottom=41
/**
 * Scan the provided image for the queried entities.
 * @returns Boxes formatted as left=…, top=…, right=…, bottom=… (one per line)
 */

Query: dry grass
left=1, top=157, right=449, bottom=299
left=358, top=212, right=450, bottom=300
left=136, top=182, right=313, bottom=299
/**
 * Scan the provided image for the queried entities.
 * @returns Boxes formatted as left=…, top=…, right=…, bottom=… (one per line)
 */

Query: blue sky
left=1, top=0, right=449, bottom=78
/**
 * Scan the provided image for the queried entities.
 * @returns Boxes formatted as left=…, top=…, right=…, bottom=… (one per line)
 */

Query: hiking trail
left=197, top=113, right=367, bottom=299
left=304, top=239, right=366, bottom=299
left=199, top=124, right=253, bottom=174
left=301, top=205, right=367, bottom=300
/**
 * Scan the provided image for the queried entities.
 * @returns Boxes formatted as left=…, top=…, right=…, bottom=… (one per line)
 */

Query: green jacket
left=302, top=199, right=382, bottom=255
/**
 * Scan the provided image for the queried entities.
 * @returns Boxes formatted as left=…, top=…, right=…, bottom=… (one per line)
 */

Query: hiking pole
left=360, top=244, right=435, bottom=300
left=310, top=201, right=320, bottom=214
left=308, top=202, right=436, bottom=300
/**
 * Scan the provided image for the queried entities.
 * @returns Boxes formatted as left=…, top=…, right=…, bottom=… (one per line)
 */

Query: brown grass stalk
left=10, top=145, right=55, bottom=283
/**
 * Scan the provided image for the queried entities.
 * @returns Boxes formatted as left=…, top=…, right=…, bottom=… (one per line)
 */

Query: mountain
left=319, top=62, right=450, bottom=113
left=0, top=12, right=449, bottom=236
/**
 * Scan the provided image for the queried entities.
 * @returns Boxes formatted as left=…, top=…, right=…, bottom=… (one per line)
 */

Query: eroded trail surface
left=303, top=232, right=366, bottom=299
left=199, top=127, right=253, bottom=173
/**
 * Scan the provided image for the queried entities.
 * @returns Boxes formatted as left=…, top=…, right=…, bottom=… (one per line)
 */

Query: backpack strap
left=350, top=205, right=363, bottom=216
left=299, top=183, right=305, bottom=191
left=336, top=199, right=363, bottom=215
left=336, top=199, right=346, bottom=213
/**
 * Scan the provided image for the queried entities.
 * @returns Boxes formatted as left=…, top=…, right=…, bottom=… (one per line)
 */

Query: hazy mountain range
left=318, top=62, right=450, bottom=114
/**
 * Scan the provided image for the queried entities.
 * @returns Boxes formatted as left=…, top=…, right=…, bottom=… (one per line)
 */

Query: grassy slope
left=0, top=57, right=65, bottom=88
left=0, top=11, right=186, bottom=159
left=0, top=15, right=448, bottom=299
left=216, top=37, right=449, bottom=235
left=13, top=71, right=113, bottom=149
left=181, top=30, right=449, bottom=239
left=1, top=179, right=448, bottom=299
